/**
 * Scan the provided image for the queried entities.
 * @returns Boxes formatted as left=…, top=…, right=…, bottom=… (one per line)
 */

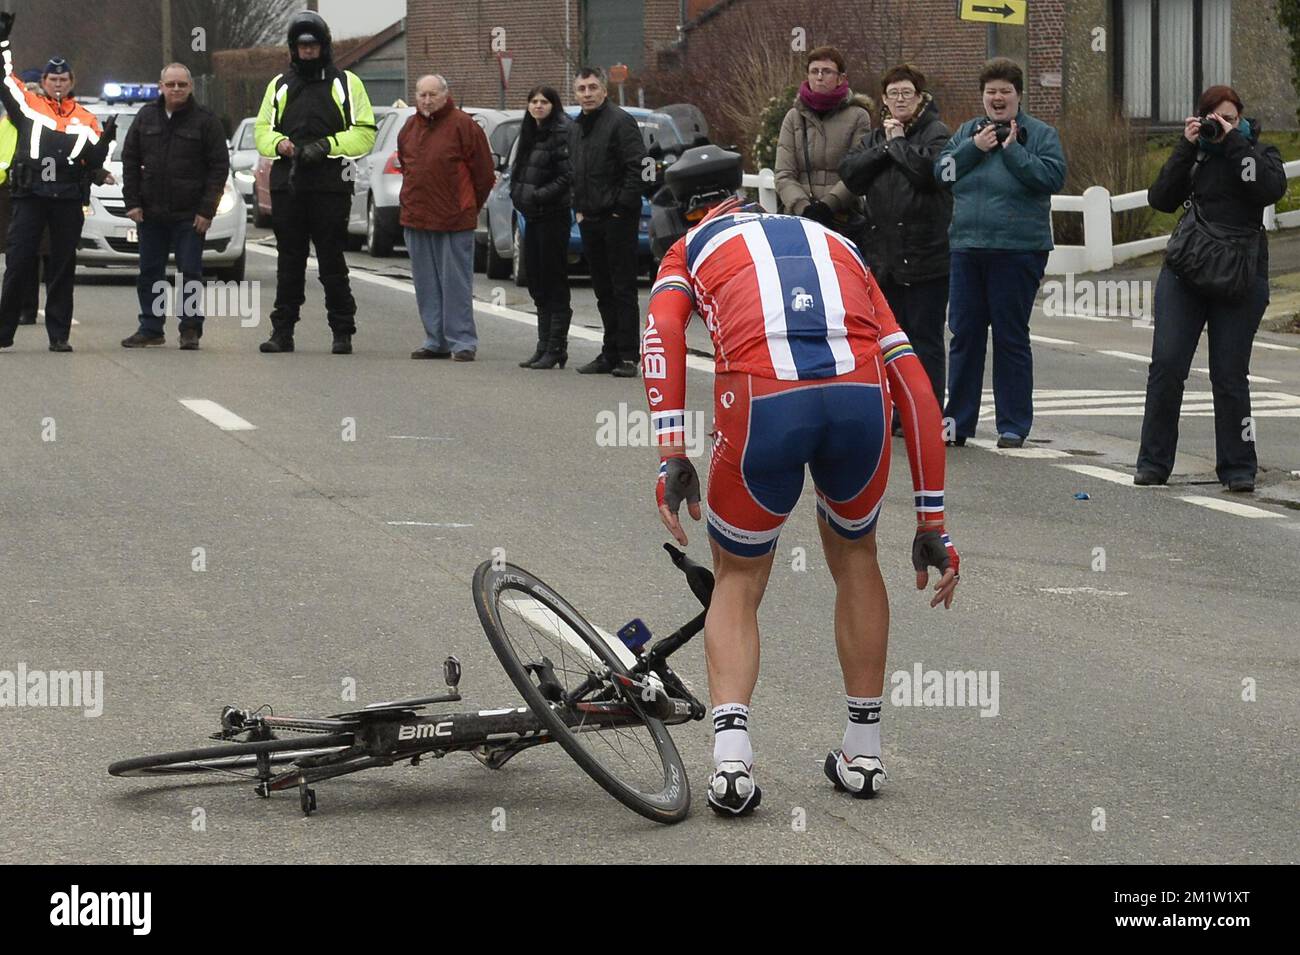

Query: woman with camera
left=934, top=58, right=1065, bottom=448
left=1136, top=86, right=1286, bottom=492
left=510, top=85, right=573, bottom=370
left=839, top=65, right=952, bottom=433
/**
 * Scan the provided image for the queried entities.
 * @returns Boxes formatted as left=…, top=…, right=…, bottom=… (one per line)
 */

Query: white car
left=78, top=103, right=247, bottom=281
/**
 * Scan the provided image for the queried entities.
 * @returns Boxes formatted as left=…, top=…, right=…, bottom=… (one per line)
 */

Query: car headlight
left=216, top=186, right=236, bottom=216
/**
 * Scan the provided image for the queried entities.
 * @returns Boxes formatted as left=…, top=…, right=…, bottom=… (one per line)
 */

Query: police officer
left=254, top=10, right=376, bottom=354
left=0, top=12, right=115, bottom=352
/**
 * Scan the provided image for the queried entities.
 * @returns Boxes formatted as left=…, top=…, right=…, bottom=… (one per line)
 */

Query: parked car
left=342, top=106, right=523, bottom=257
left=481, top=105, right=690, bottom=285
left=228, top=116, right=258, bottom=213
left=79, top=102, right=247, bottom=281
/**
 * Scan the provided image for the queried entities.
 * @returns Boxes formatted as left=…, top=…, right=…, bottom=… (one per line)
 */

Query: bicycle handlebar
left=663, top=543, right=714, bottom=608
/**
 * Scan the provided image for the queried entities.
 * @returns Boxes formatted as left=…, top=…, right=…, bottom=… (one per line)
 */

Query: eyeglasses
left=808, top=67, right=840, bottom=77
left=884, top=89, right=916, bottom=101
left=1218, top=114, right=1240, bottom=123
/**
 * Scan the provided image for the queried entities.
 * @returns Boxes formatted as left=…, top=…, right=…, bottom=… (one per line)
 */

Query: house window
left=1118, top=0, right=1231, bottom=123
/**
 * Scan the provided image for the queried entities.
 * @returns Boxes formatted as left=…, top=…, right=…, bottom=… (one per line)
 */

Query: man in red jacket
left=399, top=74, right=495, bottom=361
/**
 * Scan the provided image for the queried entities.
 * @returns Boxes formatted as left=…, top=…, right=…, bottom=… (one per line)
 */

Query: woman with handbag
left=1136, top=85, right=1286, bottom=492
left=775, top=46, right=872, bottom=234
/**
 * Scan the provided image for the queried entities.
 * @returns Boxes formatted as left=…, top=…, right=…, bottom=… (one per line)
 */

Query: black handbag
left=1164, top=154, right=1263, bottom=299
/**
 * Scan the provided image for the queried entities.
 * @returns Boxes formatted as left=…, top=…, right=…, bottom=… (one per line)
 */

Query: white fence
left=743, top=159, right=1300, bottom=276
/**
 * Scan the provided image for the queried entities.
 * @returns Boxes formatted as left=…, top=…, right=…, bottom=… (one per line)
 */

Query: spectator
left=1135, top=85, right=1286, bottom=492
left=399, top=74, right=494, bottom=362
left=120, top=63, right=229, bottom=350
left=510, top=84, right=573, bottom=370
left=839, top=64, right=952, bottom=433
left=254, top=10, right=376, bottom=355
left=776, top=45, right=871, bottom=233
left=0, top=12, right=115, bottom=353
left=569, top=66, right=646, bottom=377
left=0, top=112, right=40, bottom=325
left=935, top=58, right=1065, bottom=448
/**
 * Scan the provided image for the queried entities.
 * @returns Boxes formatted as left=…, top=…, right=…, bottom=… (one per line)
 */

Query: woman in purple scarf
left=775, top=46, right=873, bottom=232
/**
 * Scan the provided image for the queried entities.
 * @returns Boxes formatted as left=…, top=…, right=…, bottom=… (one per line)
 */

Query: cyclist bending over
left=644, top=197, right=960, bottom=816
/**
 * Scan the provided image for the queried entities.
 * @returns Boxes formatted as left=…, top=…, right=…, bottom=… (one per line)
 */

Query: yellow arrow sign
left=960, top=0, right=1026, bottom=25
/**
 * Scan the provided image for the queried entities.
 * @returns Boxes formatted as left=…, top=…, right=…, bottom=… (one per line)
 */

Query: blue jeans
left=136, top=218, right=205, bottom=335
left=405, top=228, right=476, bottom=353
left=944, top=249, right=1048, bottom=440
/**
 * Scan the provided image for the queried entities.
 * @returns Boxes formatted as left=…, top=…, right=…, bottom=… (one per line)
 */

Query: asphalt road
left=1, top=230, right=1297, bottom=864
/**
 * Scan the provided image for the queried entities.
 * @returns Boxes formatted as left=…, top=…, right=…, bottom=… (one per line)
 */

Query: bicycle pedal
left=617, top=618, right=652, bottom=653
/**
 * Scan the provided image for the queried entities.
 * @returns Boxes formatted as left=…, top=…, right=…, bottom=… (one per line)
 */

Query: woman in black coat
left=839, top=65, right=952, bottom=433
left=510, top=85, right=573, bottom=369
left=1136, top=85, right=1286, bottom=491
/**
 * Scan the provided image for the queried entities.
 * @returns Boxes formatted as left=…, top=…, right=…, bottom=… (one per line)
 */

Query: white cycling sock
left=712, top=703, right=753, bottom=768
left=842, top=695, right=882, bottom=760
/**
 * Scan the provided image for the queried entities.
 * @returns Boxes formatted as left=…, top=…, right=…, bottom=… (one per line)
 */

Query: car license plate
left=125, top=228, right=138, bottom=243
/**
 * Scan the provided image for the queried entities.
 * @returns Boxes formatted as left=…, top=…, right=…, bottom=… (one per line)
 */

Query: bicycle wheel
left=473, top=561, right=690, bottom=824
left=109, top=733, right=354, bottom=779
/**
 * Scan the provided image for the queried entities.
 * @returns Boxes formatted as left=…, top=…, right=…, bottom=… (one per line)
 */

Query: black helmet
left=287, top=10, right=332, bottom=72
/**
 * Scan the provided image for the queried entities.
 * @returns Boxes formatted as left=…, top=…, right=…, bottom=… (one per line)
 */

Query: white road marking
left=1099, top=351, right=1279, bottom=384
left=965, top=437, right=1071, bottom=458
left=1056, top=463, right=1144, bottom=486
left=1255, top=341, right=1298, bottom=352
left=1029, top=334, right=1077, bottom=345
left=1038, top=586, right=1130, bottom=596
left=178, top=398, right=256, bottom=431
left=387, top=435, right=451, bottom=440
left=1047, top=311, right=1116, bottom=322
left=1177, top=496, right=1286, bottom=519
left=252, top=244, right=715, bottom=375
left=386, top=521, right=473, bottom=527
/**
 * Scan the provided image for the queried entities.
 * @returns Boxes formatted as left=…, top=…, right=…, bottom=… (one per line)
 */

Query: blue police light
left=101, top=82, right=159, bottom=103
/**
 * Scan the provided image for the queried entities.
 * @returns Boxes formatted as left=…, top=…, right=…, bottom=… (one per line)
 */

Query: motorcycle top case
left=665, top=145, right=743, bottom=202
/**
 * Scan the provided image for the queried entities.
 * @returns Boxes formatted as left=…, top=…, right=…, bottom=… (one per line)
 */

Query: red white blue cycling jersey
left=644, top=211, right=947, bottom=555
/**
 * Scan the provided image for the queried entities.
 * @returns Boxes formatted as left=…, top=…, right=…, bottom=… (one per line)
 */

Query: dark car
left=481, top=105, right=691, bottom=285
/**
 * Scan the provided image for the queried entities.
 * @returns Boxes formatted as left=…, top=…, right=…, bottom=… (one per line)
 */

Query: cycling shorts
left=706, top=354, right=891, bottom=558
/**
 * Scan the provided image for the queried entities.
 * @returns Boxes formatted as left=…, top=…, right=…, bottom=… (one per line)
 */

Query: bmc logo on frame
left=398, top=722, right=452, bottom=741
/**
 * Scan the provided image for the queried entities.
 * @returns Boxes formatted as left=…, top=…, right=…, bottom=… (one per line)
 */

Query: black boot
left=522, top=310, right=553, bottom=367
left=533, top=308, right=569, bottom=369
left=260, top=330, right=295, bottom=353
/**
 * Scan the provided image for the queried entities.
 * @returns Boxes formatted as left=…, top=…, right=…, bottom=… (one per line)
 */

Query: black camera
left=976, top=117, right=1027, bottom=145
left=1197, top=115, right=1225, bottom=140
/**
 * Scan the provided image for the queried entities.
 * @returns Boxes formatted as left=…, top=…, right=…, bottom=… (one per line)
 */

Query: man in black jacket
left=121, top=63, right=229, bottom=350
left=839, top=66, right=952, bottom=428
left=569, top=67, right=646, bottom=377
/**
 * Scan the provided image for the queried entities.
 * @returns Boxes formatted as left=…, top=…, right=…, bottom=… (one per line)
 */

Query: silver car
left=348, top=106, right=523, bottom=257
left=79, top=104, right=248, bottom=281
left=229, top=116, right=258, bottom=213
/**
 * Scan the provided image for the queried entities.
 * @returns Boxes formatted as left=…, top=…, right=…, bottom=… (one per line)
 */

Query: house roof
left=335, top=19, right=405, bottom=70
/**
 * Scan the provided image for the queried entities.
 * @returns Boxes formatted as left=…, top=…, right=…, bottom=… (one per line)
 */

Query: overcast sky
left=318, top=0, right=406, bottom=39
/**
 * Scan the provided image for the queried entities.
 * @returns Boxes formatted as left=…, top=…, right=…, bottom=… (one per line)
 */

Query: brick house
left=403, top=0, right=692, bottom=108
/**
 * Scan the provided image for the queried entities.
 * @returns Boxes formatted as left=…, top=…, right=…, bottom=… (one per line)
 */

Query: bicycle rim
left=473, top=561, right=689, bottom=823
